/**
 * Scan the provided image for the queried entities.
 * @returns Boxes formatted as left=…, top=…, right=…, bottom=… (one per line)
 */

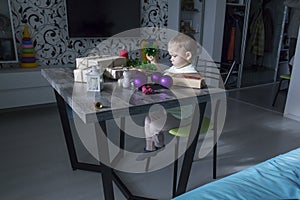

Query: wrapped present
left=104, top=66, right=125, bottom=80
left=104, top=66, right=137, bottom=80
left=75, top=55, right=127, bottom=69
left=74, top=55, right=127, bottom=82
left=169, top=73, right=206, bottom=89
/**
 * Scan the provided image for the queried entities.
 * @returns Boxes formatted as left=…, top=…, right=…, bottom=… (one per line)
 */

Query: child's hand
left=146, top=54, right=156, bottom=63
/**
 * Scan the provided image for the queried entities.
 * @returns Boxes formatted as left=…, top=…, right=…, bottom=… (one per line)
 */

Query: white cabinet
left=0, top=68, right=55, bottom=109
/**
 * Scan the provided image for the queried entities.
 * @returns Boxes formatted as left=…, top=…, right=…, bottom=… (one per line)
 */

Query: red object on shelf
left=227, top=27, right=236, bottom=61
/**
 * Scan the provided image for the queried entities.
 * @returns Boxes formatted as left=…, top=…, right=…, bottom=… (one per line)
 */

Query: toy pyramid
left=20, top=24, right=38, bottom=68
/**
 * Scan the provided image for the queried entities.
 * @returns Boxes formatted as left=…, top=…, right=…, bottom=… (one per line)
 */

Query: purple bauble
left=133, top=72, right=147, bottom=88
left=160, top=75, right=173, bottom=88
left=151, top=72, right=162, bottom=84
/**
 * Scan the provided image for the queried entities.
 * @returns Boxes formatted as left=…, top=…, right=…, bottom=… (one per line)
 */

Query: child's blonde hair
left=168, top=33, right=198, bottom=63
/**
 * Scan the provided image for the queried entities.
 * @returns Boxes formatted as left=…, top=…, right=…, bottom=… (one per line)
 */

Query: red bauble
left=119, top=49, right=128, bottom=59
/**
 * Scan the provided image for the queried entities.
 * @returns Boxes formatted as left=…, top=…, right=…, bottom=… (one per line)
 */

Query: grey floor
left=1, top=83, right=300, bottom=200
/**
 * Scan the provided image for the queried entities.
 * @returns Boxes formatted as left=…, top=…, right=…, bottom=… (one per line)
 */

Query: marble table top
left=41, top=68, right=225, bottom=124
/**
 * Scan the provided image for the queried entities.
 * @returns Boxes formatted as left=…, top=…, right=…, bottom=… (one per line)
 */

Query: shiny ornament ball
left=160, top=75, right=173, bottom=88
left=133, top=73, right=147, bottom=88
left=119, top=49, right=128, bottom=59
left=151, top=72, right=162, bottom=83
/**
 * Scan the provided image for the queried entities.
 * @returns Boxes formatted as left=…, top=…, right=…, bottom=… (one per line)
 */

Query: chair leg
left=172, top=136, right=180, bottom=197
left=283, top=80, right=291, bottom=106
left=145, top=157, right=150, bottom=172
left=213, top=142, right=217, bottom=179
left=212, top=99, right=220, bottom=179
left=272, top=79, right=283, bottom=106
left=212, top=121, right=217, bottom=179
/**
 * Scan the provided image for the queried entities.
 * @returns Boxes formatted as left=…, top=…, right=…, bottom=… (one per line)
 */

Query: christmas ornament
left=133, top=72, right=147, bottom=88
left=151, top=72, right=162, bottom=83
left=160, top=75, right=173, bottom=88
left=119, top=48, right=128, bottom=59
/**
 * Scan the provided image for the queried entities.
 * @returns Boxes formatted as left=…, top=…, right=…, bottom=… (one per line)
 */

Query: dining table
left=41, top=67, right=225, bottom=200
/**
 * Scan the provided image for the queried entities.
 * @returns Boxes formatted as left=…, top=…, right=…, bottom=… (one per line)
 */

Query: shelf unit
left=220, top=0, right=251, bottom=88
left=276, top=5, right=290, bottom=78
left=179, top=0, right=204, bottom=44
left=222, top=0, right=289, bottom=88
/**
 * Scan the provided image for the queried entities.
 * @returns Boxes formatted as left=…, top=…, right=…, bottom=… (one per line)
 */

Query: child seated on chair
left=136, top=33, right=200, bottom=161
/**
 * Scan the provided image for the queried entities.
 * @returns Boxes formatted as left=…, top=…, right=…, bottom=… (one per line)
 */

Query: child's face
left=168, top=47, right=191, bottom=69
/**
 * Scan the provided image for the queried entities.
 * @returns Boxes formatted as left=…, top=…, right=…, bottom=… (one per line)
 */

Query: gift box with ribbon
left=73, top=55, right=127, bottom=82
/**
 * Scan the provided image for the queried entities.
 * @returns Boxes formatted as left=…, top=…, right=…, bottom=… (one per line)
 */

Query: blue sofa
left=174, top=148, right=300, bottom=200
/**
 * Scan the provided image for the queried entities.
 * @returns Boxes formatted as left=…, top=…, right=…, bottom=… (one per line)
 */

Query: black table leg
left=175, top=102, right=207, bottom=197
left=95, top=120, right=115, bottom=200
left=111, top=117, right=125, bottom=167
left=54, top=90, right=79, bottom=170
left=213, top=99, right=221, bottom=179
left=55, top=90, right=157, bottom=200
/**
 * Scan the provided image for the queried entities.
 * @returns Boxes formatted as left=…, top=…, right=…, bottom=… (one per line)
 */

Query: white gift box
left=74, top=55, right=127, bottom=82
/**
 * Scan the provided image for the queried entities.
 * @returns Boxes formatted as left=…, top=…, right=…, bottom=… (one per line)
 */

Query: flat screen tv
left=65, top=0, right=141, bottom=38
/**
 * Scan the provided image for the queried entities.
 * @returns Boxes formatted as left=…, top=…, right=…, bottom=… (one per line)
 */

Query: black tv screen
left=65, top=0, right=141, bottom=38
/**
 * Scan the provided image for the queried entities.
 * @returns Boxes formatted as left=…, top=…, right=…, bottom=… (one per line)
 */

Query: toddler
left=136, top=33, right=200, bottom=161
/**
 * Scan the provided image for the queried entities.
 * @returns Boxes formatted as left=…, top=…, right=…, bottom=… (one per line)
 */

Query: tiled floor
left=0, top=83, right=299, bottom=200
left=227, top=82, right=287, bottom=113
